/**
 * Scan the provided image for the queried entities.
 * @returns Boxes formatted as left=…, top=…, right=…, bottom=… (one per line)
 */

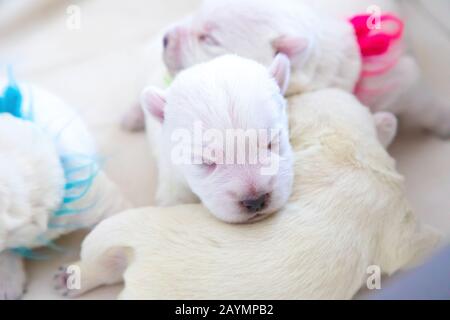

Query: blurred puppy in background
left=0, top=78, right=130, bottom=299
left=123, top=0, right=449, bottom=140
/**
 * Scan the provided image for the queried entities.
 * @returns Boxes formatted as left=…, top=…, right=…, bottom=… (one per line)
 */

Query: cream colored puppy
left=55, top=89, right=440, bottom=299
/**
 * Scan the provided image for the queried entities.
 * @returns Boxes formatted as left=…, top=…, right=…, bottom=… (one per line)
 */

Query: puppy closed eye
left=200, top=159, right=217, bottom=172
left=268, top=141, right=280, bottom=153
left=267, top=134, right=285, bottom=154
left=198, top=33, right=220, bottom=46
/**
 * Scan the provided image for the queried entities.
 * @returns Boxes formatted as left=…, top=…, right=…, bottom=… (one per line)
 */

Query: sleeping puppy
left=0, top=80, right=130, bottom=299
left=54, top=89, right=440, bottom=299
left=141, top=54, right=295, bottom=223
left=140, top=54, right=395, bottom=223
left=123, top=0, right=450, bottom=138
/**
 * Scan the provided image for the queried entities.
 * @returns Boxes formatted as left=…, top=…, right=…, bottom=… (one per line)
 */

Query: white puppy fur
left=141, top=54, right=294, bottom=223
left=163, top=0, right=360, bottom=94
left=147, top=0, right=449, bottom=137
left=57, top=89, right=440, bottom=299
left=0, top=82, right=130, bottom=299
left=141, top=54, right=395, bottom=223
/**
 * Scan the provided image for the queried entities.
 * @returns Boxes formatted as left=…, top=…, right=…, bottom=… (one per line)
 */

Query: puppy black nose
left=240, top=194, right=269, bottom=213
left=163, top=34, right=169, bottom=48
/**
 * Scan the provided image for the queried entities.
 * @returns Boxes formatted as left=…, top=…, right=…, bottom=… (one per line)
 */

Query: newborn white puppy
left=163, top=0, right=360, bottom=93
left=0, top=79, right=130, bottom=299
left=142, top=54, right=294, bottom=223
left=157, top=0, right=450, bottom=137
left=56, top=89, right=440, bottom=299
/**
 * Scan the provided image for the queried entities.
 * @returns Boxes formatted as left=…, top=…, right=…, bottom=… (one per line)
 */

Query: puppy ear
left=140, top=86, right=166, bottom=123
left=373, top=112, right=398, bottom=148
left=268, top=53, right=291, bottom=95
left=272, top=35, right=309, bottom=59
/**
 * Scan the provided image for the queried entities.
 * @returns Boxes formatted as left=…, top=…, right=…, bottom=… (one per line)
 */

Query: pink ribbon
left=349, top=13, right=405, bottom=106
left=350, top=14, right=403, bottom=57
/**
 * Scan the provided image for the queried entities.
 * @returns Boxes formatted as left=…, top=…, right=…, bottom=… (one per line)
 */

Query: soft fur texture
left=56, top=89, right=440, bottom=299
left=163, top=0, right=361, bottom=94
left=141, top=54, right=394, bottom=223
left=141, top=54, right=295, bottom=223
left=144, top=0, right=450, bottom=137
left=0, top=82, right=130, bottom=299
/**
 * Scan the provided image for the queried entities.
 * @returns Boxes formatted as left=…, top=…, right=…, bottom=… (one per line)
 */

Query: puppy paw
left=0, top=253, right=26, bottom=300
left=422, top=97, right=450, bottom=139
left=121, top=103, right=145, bottom=132
left=53, top=265, right=82, bottom=298
left=0, top=273, right=26, bottom=300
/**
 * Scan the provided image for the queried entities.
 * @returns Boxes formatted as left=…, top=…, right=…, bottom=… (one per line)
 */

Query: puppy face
left=162, top=0, right=309, bottom=76
left=142, top=54, right=294, bottom=223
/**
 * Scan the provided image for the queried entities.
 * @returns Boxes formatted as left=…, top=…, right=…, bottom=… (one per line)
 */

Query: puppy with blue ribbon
left=0, top=69, right=130, bottom=299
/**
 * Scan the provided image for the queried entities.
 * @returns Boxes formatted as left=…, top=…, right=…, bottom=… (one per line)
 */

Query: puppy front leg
left=155, top=162, right=199, bottom=206
left=156, top=179, right=198, bottom=206
left=401, top=87, right=450, bottom=138
left=426, top=97, right=450, bottom=138
left=54, top=212, right=135, bottom=298
left=0, top=251, right=26, bottom=300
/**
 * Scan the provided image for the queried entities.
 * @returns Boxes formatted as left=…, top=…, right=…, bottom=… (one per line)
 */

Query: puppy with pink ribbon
left=123, top=0, right=450, bottom=142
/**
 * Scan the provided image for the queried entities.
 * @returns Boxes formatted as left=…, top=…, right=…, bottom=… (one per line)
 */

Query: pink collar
left=350, top=14, right=403, bottom=57
left=349, top=13, right=404, bottom=102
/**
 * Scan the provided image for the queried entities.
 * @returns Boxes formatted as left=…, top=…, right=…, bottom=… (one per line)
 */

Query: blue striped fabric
left=1, top=69, right=99, bottom=259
